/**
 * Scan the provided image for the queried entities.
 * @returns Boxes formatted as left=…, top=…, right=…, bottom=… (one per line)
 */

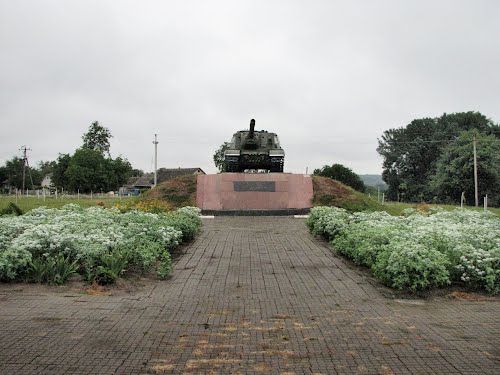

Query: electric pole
left=153, top=134, right=158, bottom=187
left=19, top=145, right=34, bottom=192
left=473, top=133, right=478, bottom=207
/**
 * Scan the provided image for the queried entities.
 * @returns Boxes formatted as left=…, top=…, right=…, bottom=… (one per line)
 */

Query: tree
left=52, top=154, right=72, bottom=189
left=131, top=169, right=144, bottom=177
left=1, top=157, right=25, bottom=189
left=313, top=164, right=366, bottom=192
left=63, top=149, right=132, bottom=193
left=430, top=130, right=500, bottom=206
left=213, top=142, right=230, bottom=172
left=0, top=156, right=49, bottom=189
left=377, top=111, right=500, bottom=202
left=82, top=121, right=113, bottom=157
left=37, top=160, right=56, bottom=177
left=106, top=156, right=133, bottom=190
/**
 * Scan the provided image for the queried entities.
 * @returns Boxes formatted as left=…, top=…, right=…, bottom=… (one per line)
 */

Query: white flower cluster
left=308, top=207, right=500, bottom=293
left=0, top=204, right=192, bottom=280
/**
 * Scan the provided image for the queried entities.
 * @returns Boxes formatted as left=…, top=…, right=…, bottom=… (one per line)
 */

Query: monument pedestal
left=196, top=173, right=313, bottom=215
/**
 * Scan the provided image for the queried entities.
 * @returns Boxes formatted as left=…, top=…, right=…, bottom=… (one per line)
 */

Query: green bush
left=307, top=206, right=350, bottom=240
left=157, top=252, right=172, bottom=280
left=163, top=207, right=202, bottom=242
left=307, top=206, right=500, bottom=293
left=0, top=205, right=202, bottom=285
left=373, top=242, right=451, bottom=291
left=0, top=247, right=32, bottom=281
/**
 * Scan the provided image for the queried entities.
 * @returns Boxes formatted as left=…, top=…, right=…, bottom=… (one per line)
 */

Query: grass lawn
left=0, top=195, right=134, bottom=212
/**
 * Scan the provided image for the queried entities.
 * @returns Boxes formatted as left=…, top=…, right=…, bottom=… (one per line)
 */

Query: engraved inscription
left=234, top=181, right=276, bottom=192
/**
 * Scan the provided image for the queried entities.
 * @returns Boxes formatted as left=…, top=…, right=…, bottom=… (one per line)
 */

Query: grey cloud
left=1, top=0, right=499, bottom=174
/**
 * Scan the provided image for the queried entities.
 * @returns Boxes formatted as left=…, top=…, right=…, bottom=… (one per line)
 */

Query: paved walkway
left=0, top=217, right=498, bottom=374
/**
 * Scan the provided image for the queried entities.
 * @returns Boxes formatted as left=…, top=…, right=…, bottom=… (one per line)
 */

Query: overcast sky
left=1, top=0, right=499, bottom=175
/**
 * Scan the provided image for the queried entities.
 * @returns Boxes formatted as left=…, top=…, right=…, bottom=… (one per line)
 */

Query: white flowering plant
left=0, top=205, right=202, bottom=284
left=308, top=206, right=500, bottom=293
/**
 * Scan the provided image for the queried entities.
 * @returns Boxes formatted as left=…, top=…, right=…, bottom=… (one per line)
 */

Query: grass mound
left=145, top=174, right=197, bottom=209
left=312, top=176, right=384, bottom=212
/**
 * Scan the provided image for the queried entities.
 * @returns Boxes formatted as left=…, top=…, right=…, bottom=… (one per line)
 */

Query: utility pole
left=473, top=133, right=479, bottom=207
left=19, top=145, right=34, bottom=192
left=153, top=134, right=158, bottom=187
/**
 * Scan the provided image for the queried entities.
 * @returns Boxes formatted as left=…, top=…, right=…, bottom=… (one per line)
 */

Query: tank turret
left=223, top=119, right=285, bottom=172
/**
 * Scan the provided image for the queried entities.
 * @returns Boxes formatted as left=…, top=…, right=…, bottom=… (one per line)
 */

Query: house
left=121, top=168, right=205, bottom=194
left=41, top=173, right=54, bottom=188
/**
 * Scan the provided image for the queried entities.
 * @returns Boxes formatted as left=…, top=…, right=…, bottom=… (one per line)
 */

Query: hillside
left=312, top=176, right=385, bottom=212
left=359, top=174, right=387, bottom=189
left=145, top=174, right=197, bottom=208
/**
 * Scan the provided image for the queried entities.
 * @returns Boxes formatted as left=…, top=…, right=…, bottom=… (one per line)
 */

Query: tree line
left=0, top=122, right=142, bottom=194
left=377, top=111, right=500, bottom=206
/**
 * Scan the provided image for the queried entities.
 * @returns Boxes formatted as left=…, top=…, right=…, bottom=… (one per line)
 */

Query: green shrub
left=455, top=246, right=500, bottom=294
left=163, top=207, right=202, bottom=242
left=157, top=252, right=172, bottom=280
left=0, top=247, right=32, bottom=281
left=308, top=206, right=499, bottom=294
left=0, top=205, right=201, bottom=285
left=307, top=206, right=349, bottom=240
left=373, top=242, right=451, bottom=291
left=332, top=226, right=393, bottom=267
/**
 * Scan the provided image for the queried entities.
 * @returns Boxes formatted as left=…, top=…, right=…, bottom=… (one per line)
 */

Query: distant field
left=0, top=195, right=134, bottom=212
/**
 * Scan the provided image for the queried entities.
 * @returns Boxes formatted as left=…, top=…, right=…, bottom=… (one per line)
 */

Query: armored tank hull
left=224, top=119, right=285, bottom=173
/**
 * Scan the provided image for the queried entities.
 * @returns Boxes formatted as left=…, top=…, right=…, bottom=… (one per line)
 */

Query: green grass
left=0, top=196, right=133, bottom=213
left=312, top=176, right=499, bottom=216
left=379, top=201, right=500, bottom=216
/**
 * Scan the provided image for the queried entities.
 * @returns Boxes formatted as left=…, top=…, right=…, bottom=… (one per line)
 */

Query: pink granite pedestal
left=196, top=173, right=313, bottom=214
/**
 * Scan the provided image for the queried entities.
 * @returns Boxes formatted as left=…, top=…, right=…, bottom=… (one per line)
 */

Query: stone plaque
left=233, top=181, right=276, bottom=192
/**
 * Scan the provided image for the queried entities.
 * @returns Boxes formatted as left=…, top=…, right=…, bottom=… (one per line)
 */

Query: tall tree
left=313, top=164, right=366, bottom=192
left=377, top=111, right=499, bottom=202
left=82, top=121, right=113, bottom=157
left=430, top=130, right=500, bottom=206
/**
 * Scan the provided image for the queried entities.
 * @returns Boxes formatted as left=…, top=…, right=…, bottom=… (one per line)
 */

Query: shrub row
left=307, top=207, right=500, bottom=293
left=0, top=204, right=202, bottom=285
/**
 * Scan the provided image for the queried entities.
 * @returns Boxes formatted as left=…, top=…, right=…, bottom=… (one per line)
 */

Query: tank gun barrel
left=248, top=119, right=255, bottom=139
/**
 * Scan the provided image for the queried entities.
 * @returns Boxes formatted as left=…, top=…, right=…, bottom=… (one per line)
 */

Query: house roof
left=157, top=168, right=205, bottom=183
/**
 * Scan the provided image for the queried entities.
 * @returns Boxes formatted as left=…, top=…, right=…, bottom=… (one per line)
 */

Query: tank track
left=224, top=156, right=240, bottom=172
left=270, top=157, right=284, bottom=172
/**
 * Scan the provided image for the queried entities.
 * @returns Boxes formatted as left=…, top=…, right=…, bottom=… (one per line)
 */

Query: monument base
left=196, top=173, right=313, bottom=215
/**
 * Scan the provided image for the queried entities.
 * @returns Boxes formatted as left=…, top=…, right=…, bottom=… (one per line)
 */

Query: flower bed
left=307, top=207, right=500, bottom=294
left=0, top=204, right=201, bottom=285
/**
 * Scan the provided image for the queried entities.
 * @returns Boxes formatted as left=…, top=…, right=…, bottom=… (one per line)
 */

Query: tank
left=224, top=119, right=285, bottom=172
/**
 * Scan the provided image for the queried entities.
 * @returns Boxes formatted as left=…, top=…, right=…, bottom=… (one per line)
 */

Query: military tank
left=224, top=119, right=285, bottom=172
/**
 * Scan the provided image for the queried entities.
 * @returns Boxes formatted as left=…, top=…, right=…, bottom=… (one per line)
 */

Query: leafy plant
left=85, top=249, right=130, bottom=285
left=0, top=202, right=23, bottom=216
left=373, top=242, right=450, bottom=291
left=0, top=205, right=201, bottom=285
left=156, top=252, right=172, bottom=280
left=307, top=206, right=500, bottom=293
left=29, top=254, right=78, bottom=285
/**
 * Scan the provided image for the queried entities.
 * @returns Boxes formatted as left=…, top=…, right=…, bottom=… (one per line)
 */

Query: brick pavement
left=0, top=217, right=498, bottom=374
